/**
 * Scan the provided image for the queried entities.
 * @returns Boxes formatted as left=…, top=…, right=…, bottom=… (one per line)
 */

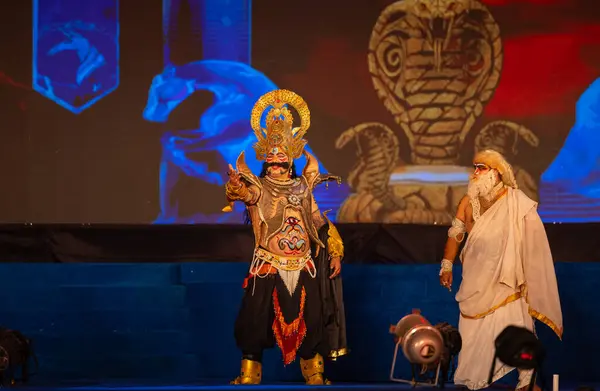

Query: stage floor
left=19, top=381, right=597, bottom=391
left=18, top=385, right=440, bottom=391
left=19, top=381, right=422, bottom=391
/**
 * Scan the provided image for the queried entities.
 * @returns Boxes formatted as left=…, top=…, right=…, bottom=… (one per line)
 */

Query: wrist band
left=439, top=259, right=453, bottom=276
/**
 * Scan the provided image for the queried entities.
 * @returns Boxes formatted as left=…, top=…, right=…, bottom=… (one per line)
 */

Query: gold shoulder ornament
left=324, top=211, right=344, bottom=259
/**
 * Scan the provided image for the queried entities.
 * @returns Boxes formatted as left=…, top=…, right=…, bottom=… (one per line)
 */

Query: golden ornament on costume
left=250, top=89, right=311, bottom=162
left=335, top=0, right=540, bottom=224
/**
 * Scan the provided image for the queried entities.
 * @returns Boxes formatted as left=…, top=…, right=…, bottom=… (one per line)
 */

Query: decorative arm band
left=439, top=259, right=453, bottom=276
left=326, top=218, right=344, bottom=259
left=448, top=218, right=466, bottom=242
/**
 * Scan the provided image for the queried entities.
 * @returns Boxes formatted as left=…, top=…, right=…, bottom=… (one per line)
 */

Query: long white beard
left=467, top=170, right=499, bottom=200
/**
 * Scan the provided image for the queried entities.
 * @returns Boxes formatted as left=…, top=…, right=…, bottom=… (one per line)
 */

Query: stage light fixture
left=488, top=326, right=545, bottom=391
left=389, top=309, right=445, bottom=386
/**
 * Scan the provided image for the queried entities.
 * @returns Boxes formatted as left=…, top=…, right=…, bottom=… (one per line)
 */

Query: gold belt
left=253, top=247, right=312, bottom=272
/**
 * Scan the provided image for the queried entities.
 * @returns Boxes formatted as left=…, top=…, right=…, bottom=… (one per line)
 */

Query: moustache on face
left=265, top=161, right=290, bottom=170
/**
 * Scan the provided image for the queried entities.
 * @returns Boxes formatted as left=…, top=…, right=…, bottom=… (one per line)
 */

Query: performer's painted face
left=472, top=163, right=490, bottom=176
left=468, top=164, right=499, bottom=199
left=265, top=151, right=290, bottom=177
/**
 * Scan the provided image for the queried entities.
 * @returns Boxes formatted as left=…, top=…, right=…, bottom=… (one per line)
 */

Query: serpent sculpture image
left=336, top=0, right=539, bottom=224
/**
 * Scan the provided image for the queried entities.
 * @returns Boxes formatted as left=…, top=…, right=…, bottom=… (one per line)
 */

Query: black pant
left=234, top=270, right=329, bottom=363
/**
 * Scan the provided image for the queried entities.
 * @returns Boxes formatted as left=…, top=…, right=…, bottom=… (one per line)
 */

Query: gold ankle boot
left=230, top=359, right=262, bottom=385
left=300, top=354, right=331, bottom=385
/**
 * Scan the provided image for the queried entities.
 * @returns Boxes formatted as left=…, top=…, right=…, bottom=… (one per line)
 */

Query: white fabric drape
left=454, top=298, right=533, bottom=390
left=453, top=188, right=563, bottom=390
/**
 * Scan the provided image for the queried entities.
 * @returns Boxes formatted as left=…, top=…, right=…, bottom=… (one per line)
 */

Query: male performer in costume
left=439, top=150, right=563, bottom=391
left=223, top=89, right=348, bottom=385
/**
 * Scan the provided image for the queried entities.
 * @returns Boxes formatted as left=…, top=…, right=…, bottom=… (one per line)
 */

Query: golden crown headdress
left=250, top=89, right=311, bottom=161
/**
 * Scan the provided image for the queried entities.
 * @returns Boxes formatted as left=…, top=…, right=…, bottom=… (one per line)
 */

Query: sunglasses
left=473, top=163, right=490, bottom=171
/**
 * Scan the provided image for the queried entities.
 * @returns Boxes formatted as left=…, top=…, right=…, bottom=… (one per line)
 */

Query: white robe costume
left=454, top=188, right=563, bottom=390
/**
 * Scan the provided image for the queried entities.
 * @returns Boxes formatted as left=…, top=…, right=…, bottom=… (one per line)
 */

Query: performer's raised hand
left=228, top=164, right=241, bottom=187
left=329, top=256, right=342, bottom=279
